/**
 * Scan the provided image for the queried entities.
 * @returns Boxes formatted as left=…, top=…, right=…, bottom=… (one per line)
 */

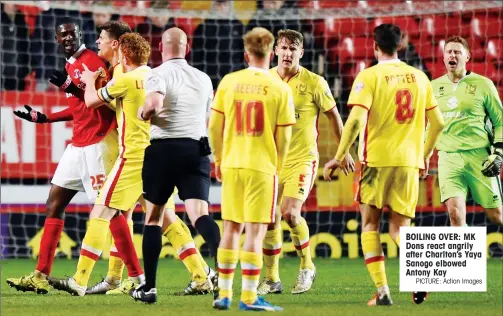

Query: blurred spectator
left=30, top=1, right=91, bottom=91
left=135, top=0, right=178, bottom=67
left=246, top=0, right=317, bottom=71
left=191, top=0, right=245, bottom=89
left=82, top=1, right=119, bottom=52
left=1, top=3, right=30, bottom=90
left=370, top=34, right=431, bottom=79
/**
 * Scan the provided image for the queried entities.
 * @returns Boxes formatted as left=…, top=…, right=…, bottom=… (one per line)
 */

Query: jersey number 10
left=235, top=100, right=264, bottom=136
left=395, top=89, right=415, bottom=124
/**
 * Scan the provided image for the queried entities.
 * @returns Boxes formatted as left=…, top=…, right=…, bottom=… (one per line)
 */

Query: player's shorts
left=142, top=138, right=211, bottom=205
left=279, top=159, right=318, bottom=203
left=51, top=130, right=118, bottom=199
left=438, top=148, right=502, bottom=208
left=221, top=168, right=278, bottom=224
left=95, top=157, right=143, bottom=211
left=357, top=166, right=419, bottom=218
left=137, top=188, right=177, bottom=211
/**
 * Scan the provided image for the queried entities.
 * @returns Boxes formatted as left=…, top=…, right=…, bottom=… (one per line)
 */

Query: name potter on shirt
left=385, top=73, right=417, bottom=85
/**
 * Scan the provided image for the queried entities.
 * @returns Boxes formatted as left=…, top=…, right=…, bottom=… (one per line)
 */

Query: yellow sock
left=74, top=218, right=110, bottom=287
left=290, top=218, right=314, bottom=270
left=240, top=250, right=262, bottom=305
left=361, top=231, right=387, bottom=288
left=217, top=248, right=239, bottom=299
left=106, top=220, right=133, bottom=283
left=176, top=216, right=209, bottom=272
left=165, top=221, right=206, bottom=282
left=263, top=227, right=281, bottom=282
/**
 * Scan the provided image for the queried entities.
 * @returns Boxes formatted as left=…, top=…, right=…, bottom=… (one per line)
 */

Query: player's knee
left=45, top=198, right=65, bottom=219
left=485, top=208, right=503, bottom=226
left=283, top=212, right=300, bottom=227
left=447, top=206, right=463, bottom=226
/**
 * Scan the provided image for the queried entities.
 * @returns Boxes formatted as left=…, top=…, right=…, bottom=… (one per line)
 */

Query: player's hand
left=81, top=63, right=99, bottom=86
left=481, top=148, right=503, bottom=177
left=340, top=153, right=355, bottom=176
left=420, top=158, right=430, bottom=179
left=323, top=158, right=342, bottom=181
left=214, top=165, right=222, bottom=182
left=13, top=105, right=48, bottom=123
left=49, top=70, right=81, bottom=96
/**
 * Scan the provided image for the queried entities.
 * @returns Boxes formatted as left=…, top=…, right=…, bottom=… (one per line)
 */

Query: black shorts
left=142, top=138, right=211, bottom=205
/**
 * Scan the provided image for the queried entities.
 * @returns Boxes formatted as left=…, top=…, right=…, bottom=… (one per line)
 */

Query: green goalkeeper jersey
left=431, top=72, right=503, bottom=152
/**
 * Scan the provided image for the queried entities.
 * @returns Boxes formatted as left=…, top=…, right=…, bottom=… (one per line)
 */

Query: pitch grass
left=1, top=258, right=501, bottom=316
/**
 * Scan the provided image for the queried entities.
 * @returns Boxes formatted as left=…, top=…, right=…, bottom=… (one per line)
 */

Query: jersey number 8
left=395, top=89, right=415, bottom=124
left=235, top=100, right=264, bottom=136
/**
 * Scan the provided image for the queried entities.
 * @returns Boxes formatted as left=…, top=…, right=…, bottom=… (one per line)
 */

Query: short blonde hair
left=119, top=33, right=151, bottom=66
left=445, top=35, right=470, bottom=51
left=243, top=27, right=274, bottom=59
left=277, top=29, right=303, bottom=47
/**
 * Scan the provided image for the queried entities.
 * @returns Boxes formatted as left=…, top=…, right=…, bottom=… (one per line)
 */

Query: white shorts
left=51, top=130, right=119, bottom=200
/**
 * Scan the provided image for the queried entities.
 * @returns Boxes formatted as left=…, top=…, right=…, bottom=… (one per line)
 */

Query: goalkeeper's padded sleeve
left=46, top=107, right=73, bottom=123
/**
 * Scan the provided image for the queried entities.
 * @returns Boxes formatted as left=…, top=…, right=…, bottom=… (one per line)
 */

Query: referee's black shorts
left=142, top=138, right=211, bottom=205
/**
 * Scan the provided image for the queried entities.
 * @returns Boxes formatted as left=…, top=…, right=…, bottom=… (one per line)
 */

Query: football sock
left=361, top=231, right=387, bottom=289
left=106, top=220, right=133, bottom=283
left=194, top=215, right=221, bottom=264
left=176, top=216, right=209, bottom=272
left=290, top=218, right=314, bottom=270
left=109, top=215, right=143, bottom=280
left=217, top=248, right=239, bottom=300
left=164, top=221, right=206, bottom=283
left=36, top=218, right=64, bottom=276
left=240, top=250, right=262, bottom=305
left=263, top=226, right=282, bottom=282
left=74, top=218, right=109, bottom=287
left=142, top=225, right=162, bottom=291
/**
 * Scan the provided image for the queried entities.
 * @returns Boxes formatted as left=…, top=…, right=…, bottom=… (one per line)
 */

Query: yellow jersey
left=212, top=67, right=296, bottom=175
left=98, top=65, right=151, bottom=159
left=348, top=60, right=437, bottom=168
left=270, top=66, right=336, bottom=163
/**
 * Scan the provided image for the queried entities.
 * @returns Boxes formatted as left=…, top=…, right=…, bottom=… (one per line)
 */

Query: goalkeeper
left=429, top=36, right=503, bottom=226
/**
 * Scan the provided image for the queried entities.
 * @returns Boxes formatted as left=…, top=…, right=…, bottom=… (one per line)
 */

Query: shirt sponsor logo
left=447, top=96, right=458, bottom=110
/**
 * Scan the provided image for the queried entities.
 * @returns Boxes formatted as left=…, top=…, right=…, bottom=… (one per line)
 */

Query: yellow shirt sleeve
left=277, top=88, right=296, bottom=126
left=211, top=76, right=227, bottom=114
left=426, top=80, right=438, bottom=111
left=347, top=71, right=373, bottom=110
left=97, top=75, right=128, bottom=104
left=314, top=77, right=337, bottom=112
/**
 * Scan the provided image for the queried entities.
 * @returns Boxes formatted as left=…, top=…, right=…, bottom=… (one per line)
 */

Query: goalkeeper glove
left=13, top=105, right=48, bottom=123
left=481, top=147, right=503, bottom=177
left=49, top=70, right=81, bottom=96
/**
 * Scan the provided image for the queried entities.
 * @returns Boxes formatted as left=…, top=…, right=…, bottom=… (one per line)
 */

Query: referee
left=133, top=28, right=221, bottom=302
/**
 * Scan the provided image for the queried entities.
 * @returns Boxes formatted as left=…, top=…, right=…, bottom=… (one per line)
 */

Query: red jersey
left=65, top=45, right=116, bottom=147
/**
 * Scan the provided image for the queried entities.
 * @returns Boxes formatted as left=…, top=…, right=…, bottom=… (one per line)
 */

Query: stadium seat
left=419, top=15, right=471, bottom=39
left=468, top=62, right=501, bottom=83
left=425, top=61, right=445, bottom=80
left=470, top=16, right=503, bottom=39
left=315, top=0, right=361, bottom=9
left=415, top=41, right=441, bottom=61
left=336, top=37, right=374, bottom=63
left=486, top=39, right=503, bottom=64
left=373, top=16, right=420, bottom=38
left=325, top=18, right=372, bottom=38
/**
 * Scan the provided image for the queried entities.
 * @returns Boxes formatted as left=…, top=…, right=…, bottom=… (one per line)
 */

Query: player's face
left=96, top=30, right=116, bottom=60
left=56, top=23, right=81, bottom=56
left=275, top=38, right=304, bottom=71
left=443, top=42, right=470, bottom=73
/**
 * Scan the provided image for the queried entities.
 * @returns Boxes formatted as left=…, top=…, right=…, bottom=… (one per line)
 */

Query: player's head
left=118, top=33, right=151, bottom=70
left=275, top=29, right=304, bottom=71
left=243, top=27, right=275, bottom=67
left=160, top=27, right=189, bottom=62
left=97, top=21, right=132, bottom=60
left=373, top=23, right=402, bottom=59
left=55, top=17, right=82, bottom=57
left=443, top=36, right=470, bottom=74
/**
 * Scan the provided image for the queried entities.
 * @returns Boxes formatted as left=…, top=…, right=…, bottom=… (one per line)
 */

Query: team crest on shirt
left=353, top=82, right=364, bottom=93
left=466, top=84, right=477, bottom=95
left=297, top=83, right=307, bottom=95
left=73, top=69, right=81, bottom=79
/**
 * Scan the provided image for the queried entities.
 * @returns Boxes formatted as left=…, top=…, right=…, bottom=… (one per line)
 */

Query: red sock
left=109, top=215, right=143, bottom=277
left=35, top=218, right=64, bottom=275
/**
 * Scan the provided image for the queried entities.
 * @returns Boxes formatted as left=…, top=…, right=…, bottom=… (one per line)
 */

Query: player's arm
left=208, top=80, right=227, bottom=181
left=276, top=89, right=296, bottom=174
left=49, top=70, right=84, bottom=100
left=424, top=106, right=445, bottom=160
left=481, top=80, right=503, bottom=177
left=323, top=71, right=372, bottom=180
left=13, top=105, right=73, bottom=123
left=139, top=72, right=166, bottom=120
